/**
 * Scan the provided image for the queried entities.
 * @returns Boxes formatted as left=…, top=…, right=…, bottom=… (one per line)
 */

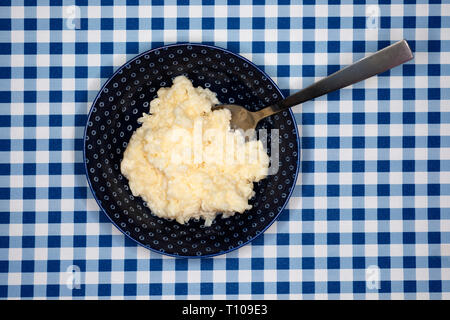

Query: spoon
left=213, top=39, right=413, bottom=131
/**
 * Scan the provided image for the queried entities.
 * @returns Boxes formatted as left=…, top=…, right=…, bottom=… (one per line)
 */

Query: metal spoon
left=213, top=39, right=413, bottom=131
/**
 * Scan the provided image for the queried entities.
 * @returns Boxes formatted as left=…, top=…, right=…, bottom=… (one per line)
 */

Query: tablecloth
left=0, top=0, right=449, bottom=299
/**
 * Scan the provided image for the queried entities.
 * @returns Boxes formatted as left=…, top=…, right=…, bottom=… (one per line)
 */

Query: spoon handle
left=256, top=39, right=413, bottom=119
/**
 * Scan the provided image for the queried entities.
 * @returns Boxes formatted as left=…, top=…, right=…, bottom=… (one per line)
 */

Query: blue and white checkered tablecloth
left=0, top=0, right=449, bottom=300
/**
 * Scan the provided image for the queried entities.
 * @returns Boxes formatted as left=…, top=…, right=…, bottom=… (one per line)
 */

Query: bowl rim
left=83, top=42, right=301, bottom=258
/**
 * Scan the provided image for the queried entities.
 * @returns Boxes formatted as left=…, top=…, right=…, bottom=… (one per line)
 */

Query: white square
left=339, top=196, right=353, bottom=209
left=35, top=176, right=49, bottom=188
left=9, top=223, right=22, bottom=236
left=264, top=29, right=278, bottom=42
left=11, top=30, right=24, bottom=43
left=8, top=273, right=22, bottom=286
left=62, top=54, right=76, bottom=66
left=314, top=269, right=328, bottom=281
left=212, top=270, right=226, bottom=283
left=187, top=270, right=201, bottom=283
left=10, top=151, right=23, bottom=164
left=34, top=200, right=49, bottom=214
left=33, top=248, right=48, bottom=261
left=10, top=6, right=24, bottom=18
left=87, top=30, right=101, bottom=43
left=8, top=248, right=22, bottom=261
left=9, top=200, right=23, bottom=212
left=61, top=150, right=75, bottom=163
left=263, top=5, right=278, bottom=18
left=314, top=245, right=328, bottom=257
left=213, top=5, right=228, bottom=18
left=34, top=222, right=49, bottom=236
left=84, top=271, right=100, bottom=285
left=35, top=127, right=50, bottom=139
left=10, top=127, right=23, bottom=140
left=59, top=247, right=74, bottom=260
left=340, top=269, right=354, bottom=281
left=10, top=54, right=25, bottom=67
left=36, top=30, right=51, bottom=43
left=314, top=220, right=327, bottom=233
left=188, top=5, right=203, bottom=18
left=113, top=5, right=128, bottom=18
left=163, top=5, right=178, bottom=18
left=62, top=30, right=76, bottom=42
left=110, top=246, right=125, bottom=260
left=35, top=151, right=50, bottom=164
left=61, top=198, right=75, bottom=211
left=113, top=30, right=127, bottom=42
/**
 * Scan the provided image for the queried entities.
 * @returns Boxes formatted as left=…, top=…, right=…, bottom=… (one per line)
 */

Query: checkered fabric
left=0, top=0, right=449, bottom=299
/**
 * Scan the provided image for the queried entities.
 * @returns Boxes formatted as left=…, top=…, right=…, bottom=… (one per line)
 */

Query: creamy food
left=120, top=76, right=269, bottom=226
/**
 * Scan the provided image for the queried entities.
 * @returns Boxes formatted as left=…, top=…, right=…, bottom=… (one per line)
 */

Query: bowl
left=83, top=43, right=300, bottom=257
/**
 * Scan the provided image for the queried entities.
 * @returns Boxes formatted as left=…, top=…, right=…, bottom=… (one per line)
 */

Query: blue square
left=377, top=184, right=390, bottom=196
left=428, top=136, right=440, bottom=148
left=302, top=137, right=314, bottom=149
left=403, top=160, right=415, bottom=172
left=23, top=163, right=36, bottom=175
left=0, top=163, right=10, bottom=175
left=202, top=18, right=214, bottom=29
left=428, top=232, right=441, bottom=244
left=378, top=256, right=390, bottom=269
left=75, top=42, right=88, bottom=54
left=403, top=136, right=415, bottom=148
left=253, top=17, right=265, bottom=29
left=277, top=258, right=290, bottom=269
left=353, top=16, right=365, bottom=28
left=403, top=88, right=415, bottom=100
left=428, top=160, right=440, bottom=172
left=50, top=42, right=62, bottom=54
left=327, top=233, right=340, bottom=245
left=428, top=208, right=440, bottom=220
left=378, top=208, right=390, bottom=220
left=74, top=187, right=87, bottom=199
left=353, top=113, right=365, bottom=124
left=428, top=64, right=440, bottom=76
left=352, top=161, right=364, bottom=172
left=47, top=260, right=59, bottom=272
left=24, top=91, right=36, bottom=103
left=226, top=282, right=238, bottom=294
left=226, top=258, right=238, bottom=270
left=252, top=41, right=264, bottom=53
left=303, top=17, right=315, bottom=29
left=403, top=232, right=415, bottom=244
left=47, top=235, right=60, bottom=248
left=277, top=233, right=289, bottom=245
left=21, top=285, right=34, bottom=298
left=327, top=113, right=339, bottom=124
left=428, top=112, right=440, bottom=123
left=328, top=17, right=340, bottom=28
left=277, top=282, right=290, bottom=294
left=23, top=187, right=36, bottom=199
left=49, top=66, right=62, bottom=78
left=0, top=67, right=10, bottom=79
left=302, top=257, right=314, bottom=269
left=352, top=209, right=365, bottom=220
left=327, top=137, right=339, bottom=149
left=48, top=187, right=61, bottom=199
left=302, top=161, right=314, bottom=173
left=99, top=259, right=111, bottom=272
left=99, top=235, right=112, bottom=247
left=0, top=236, right=9, bottom=248
left=0, top=261, right=7, bottom=273
left=277, top=65, right=289, bottom=76
left=22, top=236, right=35, bottom=248
left=303, top=41, right=315, bottom=53
left=353, top=256, right=365, bottom=268
left=403, top=184, right=415, bottom=196
left=328, top=41, right=340, bottom=53
left=403, top=112, right=415, bottom=124
left=278, top=17, right=290, bottom=29
left=150, top=259, right=162, bottom=271
left=327, top=161, right=339, bottom=172
left=228, top=17, right=239, bottom=29
left=429, top=280, right=442, bottom=292
left=403, top=64, right=415, bottom=76
left=252, top=258, right=264, bottom=270
left=0, top=212, right=9, bottom=224
left=352, top=89, right=365, bottom=100
left=21, top=260, right=34, bottom=272
left=175, top=283, right=188, bottom=295
left=428, top=40, right=440, bottom=52
left=152, top=18, right=164, bottom=30
left=428, top=184, right=440, bottom=196
left=302, top=282, right=314, bottom=294
left=200, top=283, right=213, bottom=295
left=327, top=257, right=340, bottom=269
left=46, top=285, right=59, bottom=297
left=127, top=18, right=139, bottom=30
left=402, top=208, right=415, bottom=220
left=252, top=282, right=264, bottom=294
left=352, top=184, right=365, bottom=197
left=0, top=188, right=8, bottom=200
left=98, top=284, right=111, bottom=296
left=404, top=281, right=416, bottom=293
left=24, top=18, right=37, bottom=30
left=328, top=282, right=340, bottom=293
left=403, top=16, right=416, bottom=28
left=73, top=235, right=86, bottom=247
left=403, top=256, right=416, bottom=268
left=429, top=256, right=441, bottom=268
left=24, top=43, right=37, bottom=54
left=101, top=18, right=114, bottom=30
left=177, top=18, right=189, bottom=29
left=352, top=137, right=365, bottom=148
left=353, top=233, right=365, bottom=245
left=377, top=233, right=390, bottom=244
left=278, top=42, right=290, bottom=53
left=302, top=233, right=314, bottom=245
left=353, top=41, right=365, bottom=52
left=353, top=281, right=366, bottom=293
left=0, top=43, right=11, bottom=55
left=327, top=185, right=339, bottom=196
left=126, top=42, right=139, bottom=54
left=377, top=160, right=390, bottom=172
left=50, top=18, right=62, bottom=30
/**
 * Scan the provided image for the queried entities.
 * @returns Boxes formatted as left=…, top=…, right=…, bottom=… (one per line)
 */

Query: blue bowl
left=84, top=43, right=300, bottom=257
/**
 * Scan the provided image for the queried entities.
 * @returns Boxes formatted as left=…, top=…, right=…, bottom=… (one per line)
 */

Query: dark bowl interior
left=84, top=44, right=300, bottom=257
